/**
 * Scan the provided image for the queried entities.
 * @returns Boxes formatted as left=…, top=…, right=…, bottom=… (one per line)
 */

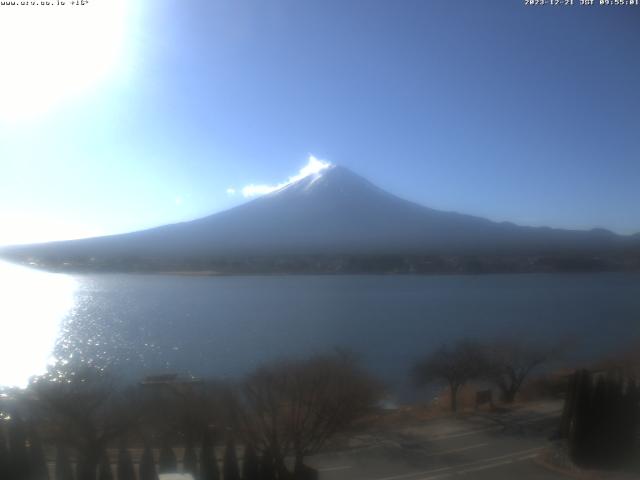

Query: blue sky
left=1, top=0, right=639, bottom=245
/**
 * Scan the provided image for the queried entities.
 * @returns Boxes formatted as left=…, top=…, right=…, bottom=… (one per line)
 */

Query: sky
left=1, top=0, right=639, bottom=246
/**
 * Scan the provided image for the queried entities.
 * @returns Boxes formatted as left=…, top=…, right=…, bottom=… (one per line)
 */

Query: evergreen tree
left=28, top=429, right=49, bottom=480
left=241, top=443, right=259, bottom=480
left=568, top=369, right=592, bottom=465
left=75, top=456, right=97, bottom=480
left=606, top=374, right=625, bottom=465
left=116, top=446, right=135, bottom=480
left=54, top=446, right=74, bottom=480
left=138, top=444, right=158, bottom=480
left=97, top=452, right=113, bottom=480
left=559, top=372, right=577, bottom=439
left=621, top=377, right=639, bottom=463
left=259, top=449, right=276, bottom=480
left=589, top=376, right=607, bottom=466
left=9, top=416, right=31, bottom=480
left=182, top=438, right=198, bottom=478
left=158, top=439, right=177, bottom=473
left=628, top=377, right=639, bottom=429
left=199, top=430, right=219, bottom=480
left=0, top=430, right=11, bottom=480
left=223, top=436, right=240, bottom=480
left=565, top=370, right=640, bottom=468
left=276, top=457, right=292, bottom=480
left=76, top=447, right=103, bottom=480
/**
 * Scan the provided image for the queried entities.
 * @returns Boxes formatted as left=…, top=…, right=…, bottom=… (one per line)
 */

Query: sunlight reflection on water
left=0, top=260, right=77, bottom=387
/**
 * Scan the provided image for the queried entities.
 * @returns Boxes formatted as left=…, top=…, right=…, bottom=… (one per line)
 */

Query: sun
left=0, top=0, right=131, bottom=122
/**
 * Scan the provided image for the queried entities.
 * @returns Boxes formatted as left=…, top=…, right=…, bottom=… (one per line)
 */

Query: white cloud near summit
left=229, top=155, right=332, bottom=198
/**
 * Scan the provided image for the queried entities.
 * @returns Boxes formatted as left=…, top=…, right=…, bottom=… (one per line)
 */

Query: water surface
left=53, top=272, right=640, bottom=396
left=2, top=267, right=639, bottom=392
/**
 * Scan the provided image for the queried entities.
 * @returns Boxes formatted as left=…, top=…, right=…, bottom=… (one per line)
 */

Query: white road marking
left=430, top=426, right=498, bottom=441
left=429, top=410, right=561, bottom=441
left=455, top=453, right=538, bottom=475
left=372, top=446, right=543, bottom=480
left=319, top=443, right=489, bottom=477
left=423, top=442, right=488, bottom=457
left=319, top=465, right=353, bottom=472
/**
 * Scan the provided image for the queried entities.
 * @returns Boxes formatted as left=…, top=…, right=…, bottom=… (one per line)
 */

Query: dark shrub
left=116, top=446, right=135, bottom=480
left=158, top=439, right=177, bottom=473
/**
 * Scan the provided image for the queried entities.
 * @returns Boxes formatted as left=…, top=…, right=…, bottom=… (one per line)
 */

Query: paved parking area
left=309, top=402, right=568, bottom=480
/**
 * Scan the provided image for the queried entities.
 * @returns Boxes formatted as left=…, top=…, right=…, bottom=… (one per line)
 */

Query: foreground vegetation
left=0, top=351, right=380, bottom=480
left=560, top=369, right=639, bottom=468
left=1, top=338, right=638, bottom=479
left=412, top=338, right=566, bottom=411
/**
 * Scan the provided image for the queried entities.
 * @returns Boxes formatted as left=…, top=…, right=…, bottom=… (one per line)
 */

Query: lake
left=1, top=261, right=639, bottom=397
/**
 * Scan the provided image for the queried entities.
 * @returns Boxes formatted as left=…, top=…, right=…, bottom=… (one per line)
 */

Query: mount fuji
left=2, top=165, right=639, bottom=273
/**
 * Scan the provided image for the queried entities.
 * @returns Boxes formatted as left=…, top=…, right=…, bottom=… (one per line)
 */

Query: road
left=308, top=402, right=568, bottom=480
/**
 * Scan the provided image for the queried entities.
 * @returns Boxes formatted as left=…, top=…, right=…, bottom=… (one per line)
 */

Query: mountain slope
left=1, top=165, right=639, bottom=271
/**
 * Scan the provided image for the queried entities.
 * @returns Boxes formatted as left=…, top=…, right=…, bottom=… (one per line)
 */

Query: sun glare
left=0, top=0, right=130, bottom=122
left=0, top=260, right=77, bottom=388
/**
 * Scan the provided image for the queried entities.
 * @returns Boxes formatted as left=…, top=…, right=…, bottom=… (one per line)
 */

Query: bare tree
left=239, top=351, right=380, bottom=477
left=413, top=340, right=487, bottom=412
left=239, top=361, right=299, bottom=477
left=26, top=366, right=141, bottom=479
left=483, top=339, right=560, bottom=403
left=286, top=352, right=379, bottom=473
left=138, top=376, right=232, bottom=446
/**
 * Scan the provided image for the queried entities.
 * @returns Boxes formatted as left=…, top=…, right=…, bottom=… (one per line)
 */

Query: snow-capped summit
left=264, top=164, right=388, bottom=200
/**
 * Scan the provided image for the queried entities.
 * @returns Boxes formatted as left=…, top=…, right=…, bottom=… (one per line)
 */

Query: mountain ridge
left=2, top=165, right=639, bottom=273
